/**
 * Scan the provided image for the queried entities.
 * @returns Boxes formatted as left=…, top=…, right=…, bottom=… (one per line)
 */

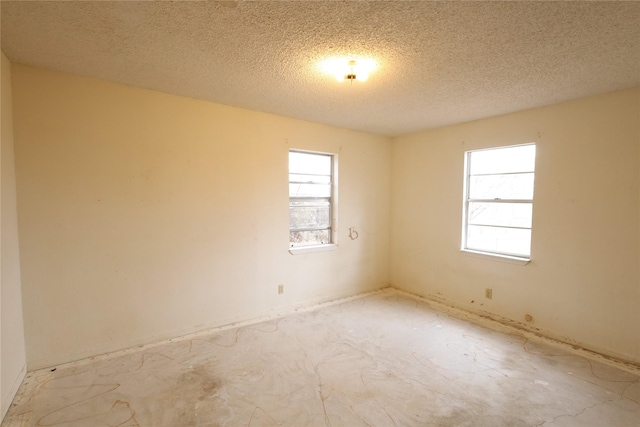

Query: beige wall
left=391, top=88, right=640, bottom=363
left=11, top=65, right=391, bottom=369
left=1, top=52, right=27, bottom=419
left=8, top=61, right=639, bottom=373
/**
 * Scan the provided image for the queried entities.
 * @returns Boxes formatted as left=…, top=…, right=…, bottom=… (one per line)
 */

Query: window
left=289, top=150, right=335, bottom=248
left=462, top=144, right=536, bottom=260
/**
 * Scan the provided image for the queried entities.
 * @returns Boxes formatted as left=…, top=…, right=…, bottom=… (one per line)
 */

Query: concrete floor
left=3, top=290, right=639, bottom=427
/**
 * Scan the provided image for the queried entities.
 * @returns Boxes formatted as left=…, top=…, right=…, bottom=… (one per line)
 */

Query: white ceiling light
left=320, top=58, right=377, bottom=83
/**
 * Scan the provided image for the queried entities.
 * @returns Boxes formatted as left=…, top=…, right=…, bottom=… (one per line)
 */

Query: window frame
left=288, top=149, right=338, bottom=254
left=461, top=143, right=536, bottom=262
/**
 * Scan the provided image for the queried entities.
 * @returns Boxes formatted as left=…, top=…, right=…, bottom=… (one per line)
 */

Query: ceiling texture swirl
left=1, top=0, right=639, bottom=136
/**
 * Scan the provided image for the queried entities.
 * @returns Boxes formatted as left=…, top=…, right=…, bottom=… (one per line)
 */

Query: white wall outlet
left=278, top=284, right=284, bottom=294
left=485, top=288, right=493, bottom=299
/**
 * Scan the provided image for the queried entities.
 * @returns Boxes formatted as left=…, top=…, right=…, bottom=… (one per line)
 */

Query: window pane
left=468, top=202, right=532, bottom=228
left=469, top=173, right=534, bottom=200
left=289, top=205, right=331, bottom=229
left=289, top=152, right=331, bottom=175
left=469, top=145, right=536, bottom=175
left=290, top=199, right=331, bottom=207
left=290, top=229, right=331, bottom=247
left=466, top=225, right=531, bottom=257
left=289, top=173, right=331, bottom=184
left=289, top=150, right=334, bottom=248
left=289, top=183, right=331, bottom=198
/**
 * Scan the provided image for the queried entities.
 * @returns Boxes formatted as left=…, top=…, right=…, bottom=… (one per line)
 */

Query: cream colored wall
left=10, top=60, right=638, bottom=371
left=11, top=65, right=391, bottom=370
left=1, top=52, right=27, bottom=419
left=391, top=88, right=640, bottom=363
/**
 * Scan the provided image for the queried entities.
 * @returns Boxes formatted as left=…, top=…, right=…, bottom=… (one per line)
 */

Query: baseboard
left=392, top=287, right=640, bottom=375
left=27, top=284, right=636, bottom=378
left=27, top=285, right=393, bottom=373
left=1, top=363, right=26, bottom=421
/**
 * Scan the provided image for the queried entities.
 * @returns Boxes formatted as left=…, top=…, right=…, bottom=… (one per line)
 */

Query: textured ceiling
left=1, top=1, right=639, bottom=136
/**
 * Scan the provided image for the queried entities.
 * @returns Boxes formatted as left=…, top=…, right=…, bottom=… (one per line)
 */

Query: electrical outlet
left=278, top=284, right=284, bottom=294
left=485, top=288, right=493, bottom=299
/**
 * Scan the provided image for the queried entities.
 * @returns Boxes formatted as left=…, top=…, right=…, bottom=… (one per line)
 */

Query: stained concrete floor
left=3, top=290, right=640, bottom=427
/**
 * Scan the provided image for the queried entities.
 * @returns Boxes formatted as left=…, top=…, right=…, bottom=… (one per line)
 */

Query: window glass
left=468, top=202, right=533, bottom=228
left=289, top=151, right=331, bottom=175
left=469, top=144, right=536, bottom=175
left=468, top=173, right=534, bottom=200
left=466, top=226, right=532, bottom=258
left=289, top=151, right=334, bottom=248
left=462, top=144, right=536, bottom=259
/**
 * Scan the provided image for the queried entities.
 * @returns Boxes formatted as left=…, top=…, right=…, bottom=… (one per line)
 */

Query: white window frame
left=461, top=143, right=536, bottom=263
left=288, top=150, right=338, bottom=254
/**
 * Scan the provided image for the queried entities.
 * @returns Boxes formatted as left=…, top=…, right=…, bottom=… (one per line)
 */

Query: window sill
left=289, top=244, right=338, bottom=255
left=461, top=249, right=530, bottom=265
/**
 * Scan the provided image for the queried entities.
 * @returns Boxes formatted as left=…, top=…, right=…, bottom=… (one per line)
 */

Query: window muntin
left=289, top=151, right=334, bottom=248
left=462, top=144, right=536, bottom=259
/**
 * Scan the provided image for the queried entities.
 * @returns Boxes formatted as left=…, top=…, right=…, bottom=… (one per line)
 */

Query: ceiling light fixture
left=320, top=57, right=377, bottom=84
left=344, top=60, right=365, bottom=83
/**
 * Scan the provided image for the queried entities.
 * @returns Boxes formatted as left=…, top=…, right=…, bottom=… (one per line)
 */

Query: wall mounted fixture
left=349, top=227, right=359, bottom=240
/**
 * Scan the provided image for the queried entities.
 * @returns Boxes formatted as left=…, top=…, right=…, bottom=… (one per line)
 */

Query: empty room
left=1, top=1, right=639, bottom=426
